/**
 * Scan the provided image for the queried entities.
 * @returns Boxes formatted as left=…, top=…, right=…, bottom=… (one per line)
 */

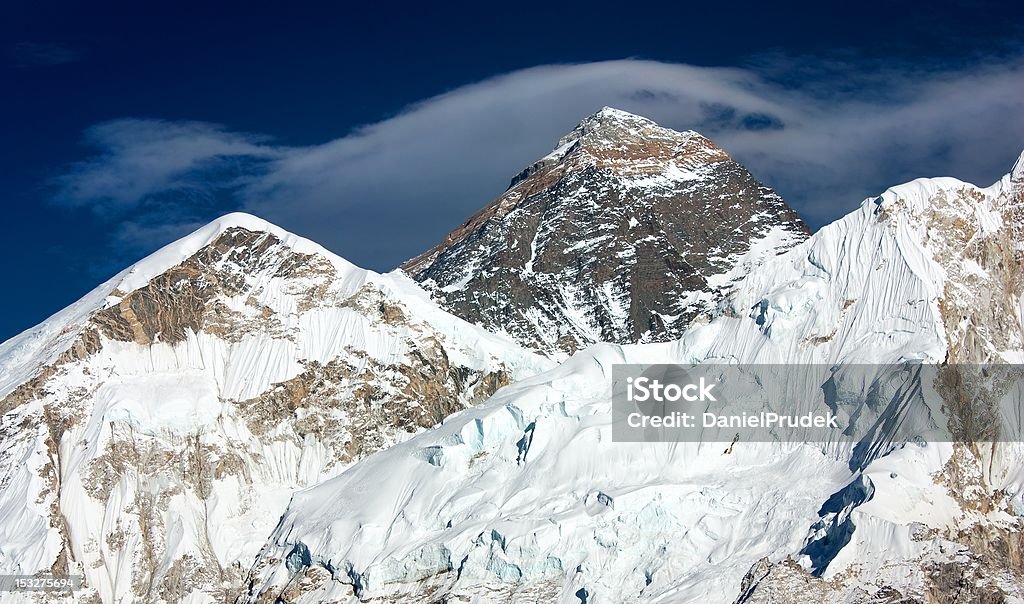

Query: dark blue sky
left=3, top=0, right=1022, bottom=342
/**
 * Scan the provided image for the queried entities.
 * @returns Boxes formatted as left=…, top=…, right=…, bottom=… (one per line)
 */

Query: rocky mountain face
left=243, top=153, right=1024, bottom=603
left=402, top=107, right=808, bottom=356
left=0, top=214, right=550, bottom=603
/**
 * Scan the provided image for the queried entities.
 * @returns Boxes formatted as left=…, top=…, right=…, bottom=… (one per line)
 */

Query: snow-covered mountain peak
left=403, top=109, right=806, bottom=355
left=689, top=151, right=1024, bottom=368
left=547, top=105, right=721, bottom=170
left=558, top=105, right=664, bottom=142
left=590, top=105, right=652, bottom=122
left=111, top=211, right=362, bottom=297
left=0, top=212, right=375, bottom=403
left=568, top=106, right=700, bottom=141
left=0, top=212, right=552, bottom=602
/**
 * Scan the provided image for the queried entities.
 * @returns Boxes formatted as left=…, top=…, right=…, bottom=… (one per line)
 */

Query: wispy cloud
left=10, top=42, right=82, bottom=67
left=52, top=56, right=1024, bottom=270
left=55, top=119, right=282, bottom=221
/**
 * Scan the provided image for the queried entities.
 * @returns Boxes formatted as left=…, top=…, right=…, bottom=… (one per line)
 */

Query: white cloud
left=54, top=57, right=1024, bottom=269
left=55, top=119, right=281, bottom=213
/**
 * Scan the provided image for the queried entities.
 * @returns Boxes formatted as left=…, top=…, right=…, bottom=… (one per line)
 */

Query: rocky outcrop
left=91, top=227, right=313, bottom=345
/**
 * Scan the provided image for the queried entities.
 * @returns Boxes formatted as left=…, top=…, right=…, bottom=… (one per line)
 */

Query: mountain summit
left=402, top=107, right=808, bottom=354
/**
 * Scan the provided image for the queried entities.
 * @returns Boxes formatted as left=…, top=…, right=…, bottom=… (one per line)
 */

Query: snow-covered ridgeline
left=0, top=214, right=364, bottom=400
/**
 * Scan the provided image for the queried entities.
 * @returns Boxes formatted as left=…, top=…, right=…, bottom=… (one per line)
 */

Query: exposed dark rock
left=403, top=107, right=807, bottom=354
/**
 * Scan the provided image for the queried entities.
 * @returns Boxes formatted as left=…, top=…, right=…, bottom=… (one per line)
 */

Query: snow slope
left=0, top=213, right=552, bottom=603
left=243, top=153, right=1024, bottom=603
